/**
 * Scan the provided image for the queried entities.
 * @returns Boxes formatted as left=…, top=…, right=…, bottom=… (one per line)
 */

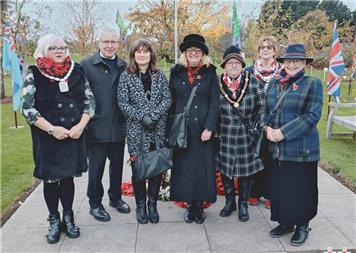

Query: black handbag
left=134, top=131, right=173, bottom=181
left=166, top=84, right=199, bottom=149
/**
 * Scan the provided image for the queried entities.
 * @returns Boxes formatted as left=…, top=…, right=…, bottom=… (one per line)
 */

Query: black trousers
left=87, top=141, right=125, bottom=208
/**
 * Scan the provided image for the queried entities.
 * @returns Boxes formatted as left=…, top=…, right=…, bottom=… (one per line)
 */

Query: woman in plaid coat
left=216, top=45, right=265, bottom=222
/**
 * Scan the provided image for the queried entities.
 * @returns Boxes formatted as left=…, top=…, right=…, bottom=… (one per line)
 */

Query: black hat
left=221, top=45, right=246, bottom=68
left=276, top=43, right=313, bottom=64
left=179, top=34, right=209, bottom=55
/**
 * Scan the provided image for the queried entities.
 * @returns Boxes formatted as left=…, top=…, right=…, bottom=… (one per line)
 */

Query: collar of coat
left=91, top=51, right=126, bottom=69
left=170, top=63, right=216, bottom=75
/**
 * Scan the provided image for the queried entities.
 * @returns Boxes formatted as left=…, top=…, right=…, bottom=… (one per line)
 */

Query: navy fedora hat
left=276, top=43, right=313, bottom=64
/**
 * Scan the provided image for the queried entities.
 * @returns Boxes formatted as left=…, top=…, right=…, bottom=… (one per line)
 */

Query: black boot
left=131, top=168, right=148, bottom=224
left=290, top=223, right=311, bottom=246
left=220, top=174, right=237, bottom=217
left=61, top=210, right=80, bottom=238
left=194, top=201, right=206, bottom=224
left=238, top=177, right=252, bottom=222
left=147, top=175, right=161, bottom=223
left=184, top=201, right=195, bottom=223
left=47, top=212, right=60, bottom=244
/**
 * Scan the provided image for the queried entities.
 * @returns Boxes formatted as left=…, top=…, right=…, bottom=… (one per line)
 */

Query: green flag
left=116, top=9, right=126, bottom=35
left=232, top=0, right=240, bottom=46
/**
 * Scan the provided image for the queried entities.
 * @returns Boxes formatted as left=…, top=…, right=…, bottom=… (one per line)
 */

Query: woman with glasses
left=21, top=34, right=95, bottom=243
left=169, top=34, right=219, bottom=224
left=265, top=44, right=322, bottom=246
left=117, top=38, right=171, bottom=224
left=216, top=45, right=265, bottom=222
left=245, top=36, right=283, bottom=209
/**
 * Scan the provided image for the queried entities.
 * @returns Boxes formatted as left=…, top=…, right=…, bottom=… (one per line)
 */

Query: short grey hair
left=34, top=34, right=67, bottom=59
left=98, top=27, right=120, bottom=41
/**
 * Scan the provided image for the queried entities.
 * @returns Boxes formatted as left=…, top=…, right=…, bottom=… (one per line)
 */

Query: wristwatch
left=47, top=126, right=54, bottom=135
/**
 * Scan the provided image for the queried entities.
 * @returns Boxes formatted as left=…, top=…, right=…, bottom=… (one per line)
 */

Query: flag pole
left=326, top=95, right=331, bottom=120
left=14, top=111, right=18, bottom=128
left=174, top=0, right=178, bottom=64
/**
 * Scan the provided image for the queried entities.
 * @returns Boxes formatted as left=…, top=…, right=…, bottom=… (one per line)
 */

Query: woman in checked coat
left=117, top=38, right=171, bottom=224
left=216, top=45, right=265, bottom=222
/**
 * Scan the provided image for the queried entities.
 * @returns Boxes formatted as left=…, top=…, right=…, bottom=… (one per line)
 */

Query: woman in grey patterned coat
left=216, top=45, right=265, bottom=222
left=117, top=38, right=171, bottom=224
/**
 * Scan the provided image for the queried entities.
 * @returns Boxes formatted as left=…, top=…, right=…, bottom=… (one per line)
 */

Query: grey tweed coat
left=216, top=71, right=265, bottom=178
left=117, top=70, right=171, bottom=155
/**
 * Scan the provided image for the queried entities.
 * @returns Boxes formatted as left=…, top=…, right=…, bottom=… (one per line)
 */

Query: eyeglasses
left=48, top=46, right=67, bottom=52
left=100, top=40, right=119, bottom=45
left=260, top=45, right=274, bottom=50
left=186, top=48, right=202, bottom=54
left=226, top=61, right=241, bottom=66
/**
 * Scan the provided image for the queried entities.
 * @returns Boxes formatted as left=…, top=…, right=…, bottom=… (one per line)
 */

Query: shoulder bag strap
left=183, top=84, right=199, bottom=114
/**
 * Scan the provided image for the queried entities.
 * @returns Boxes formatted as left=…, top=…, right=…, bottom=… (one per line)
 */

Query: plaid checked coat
left=216, top=71, right=265, bottom=178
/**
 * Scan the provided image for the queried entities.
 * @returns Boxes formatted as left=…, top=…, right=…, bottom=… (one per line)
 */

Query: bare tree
left=61, top=0, right=104, bottom=56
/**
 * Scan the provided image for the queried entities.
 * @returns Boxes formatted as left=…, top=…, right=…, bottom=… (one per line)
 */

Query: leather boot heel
left=62, top=210, right=80, bottom=238
left=47, top=212, right=60, bottom=244
left=290, top=224, right=311, bottom=246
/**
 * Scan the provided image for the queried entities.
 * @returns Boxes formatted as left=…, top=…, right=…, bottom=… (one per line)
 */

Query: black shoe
left=194, top=203, right=206, bottom=224
left=47, top=212, right=60, bottom=244
left=89, top=205, right=111, bottom=222
left=238, top=201, right=249, bottom=222
left=61, top=210, right=80, bottom=238
left=184, top=204, right=195, bottom=223
left=136, top=203, right=148, bottom=224
left=147, top=201, right=159, bottom=223
left=109, top=199, right=131, bottom=214
left=269, top=224, right=295, bottom=238
left=220, top=199, right=237, bottom=217
left=290, top=224, right=311, bottom=246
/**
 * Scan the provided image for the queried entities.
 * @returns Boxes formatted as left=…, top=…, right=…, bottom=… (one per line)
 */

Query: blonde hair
left=178, top=52, right=212, bottom=68
left=256, top=35, right=278, bottom=59
left=34, top=34, right=68, bottom=59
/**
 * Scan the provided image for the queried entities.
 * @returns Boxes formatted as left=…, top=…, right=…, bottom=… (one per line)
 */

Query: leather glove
left=142, top=115, right=157, bottom=130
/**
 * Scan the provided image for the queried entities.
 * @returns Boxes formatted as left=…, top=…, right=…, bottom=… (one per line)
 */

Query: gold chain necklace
left=219, top=71, right=249, bottom=108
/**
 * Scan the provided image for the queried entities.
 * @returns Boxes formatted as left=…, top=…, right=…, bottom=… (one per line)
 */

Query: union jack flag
left=326, top=23, right=345, bottom=97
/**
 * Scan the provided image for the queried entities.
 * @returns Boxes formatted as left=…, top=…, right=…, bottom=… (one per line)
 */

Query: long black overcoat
left=169, top=64, right=220, bottom=202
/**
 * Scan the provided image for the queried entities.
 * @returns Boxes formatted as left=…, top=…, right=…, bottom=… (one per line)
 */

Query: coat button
left=57, top=103, right=62, bottom=108
left=194, top=117, right=198, bottom=121
left=105, top=70, right=108, bottom=74
left=71, top=118, right=75, bottom=122
left=182, top=82, right=185, bottom=84
left=194, top=105, right=198, bottom=109
left=59, top=117, right=65, bottom=122
left=69, top=103, right=74, bottom=108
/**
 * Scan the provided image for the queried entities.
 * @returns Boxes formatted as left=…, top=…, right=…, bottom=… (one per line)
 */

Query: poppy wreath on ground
left=120, top=170, right=238, bottom=208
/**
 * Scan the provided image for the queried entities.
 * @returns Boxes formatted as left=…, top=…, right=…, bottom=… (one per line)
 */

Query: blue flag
left=2, top=22, right=23, bottom=111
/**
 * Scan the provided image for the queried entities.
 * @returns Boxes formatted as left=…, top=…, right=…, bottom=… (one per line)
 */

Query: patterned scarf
left=253, top=59, right=282, bottom=83
left=36, top=56, right=72, bottom=79
left=187, top=63, right=202, bottom=85
left=222, top=72, right=241, bottom=98
left=279, top=68, right=305, bottom=86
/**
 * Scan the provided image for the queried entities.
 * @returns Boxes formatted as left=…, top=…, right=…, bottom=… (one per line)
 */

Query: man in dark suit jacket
left=80, top=28, right=130, bottom=221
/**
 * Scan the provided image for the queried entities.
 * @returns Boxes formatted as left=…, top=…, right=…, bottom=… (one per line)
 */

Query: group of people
left=21, top=27, right=323, bottom=247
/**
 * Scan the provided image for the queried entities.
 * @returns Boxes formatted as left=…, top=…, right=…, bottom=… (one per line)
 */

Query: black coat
left=169, top=64, right=220, bottom=202
left=29, top=64, right=87, bottom=181
left=80, top=52, right=127, bottom=143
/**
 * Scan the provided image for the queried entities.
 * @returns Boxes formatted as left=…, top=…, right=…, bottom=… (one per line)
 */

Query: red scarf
left=222, top=72, right=241, bottom=98
left=36, top=56, right=72, bottom=79
left=253, top=59, right=282, bottom=83
left=187, top=63, right=202, bottom=85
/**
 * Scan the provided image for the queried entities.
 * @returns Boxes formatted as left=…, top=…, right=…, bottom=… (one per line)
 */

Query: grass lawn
left=0, top=64, right=355, bottom=218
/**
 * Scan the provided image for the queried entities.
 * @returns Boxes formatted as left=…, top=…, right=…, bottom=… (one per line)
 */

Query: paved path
left=1, top=149, right=355, bottom=253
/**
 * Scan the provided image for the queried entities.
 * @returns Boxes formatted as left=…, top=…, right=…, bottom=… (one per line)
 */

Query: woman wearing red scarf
left=169, top=34, right=219, bottom=224
left=245, top=36, right=283, bottom=209
left=264, top=44, right=322, bottom=246
left=216, top=45, right=265, bottom=222
left=21, top=34, right=95, bottom=244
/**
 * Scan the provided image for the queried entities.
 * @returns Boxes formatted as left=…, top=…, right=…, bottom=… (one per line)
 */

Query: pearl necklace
left=37, top=60, right=75, bottom=82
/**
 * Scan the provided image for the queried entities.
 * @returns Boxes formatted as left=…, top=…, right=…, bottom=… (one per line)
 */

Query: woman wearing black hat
left=216, top=45, right=265, bottom=222
left=264, top=43, right=323, bottom=246
left=169, top=34, right=219, bottom=224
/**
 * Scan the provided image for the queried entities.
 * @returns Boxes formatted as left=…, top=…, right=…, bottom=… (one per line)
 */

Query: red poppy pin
left=292, top=83, right=299, bottom=91
left=196, top=75, right=201, bottom=80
